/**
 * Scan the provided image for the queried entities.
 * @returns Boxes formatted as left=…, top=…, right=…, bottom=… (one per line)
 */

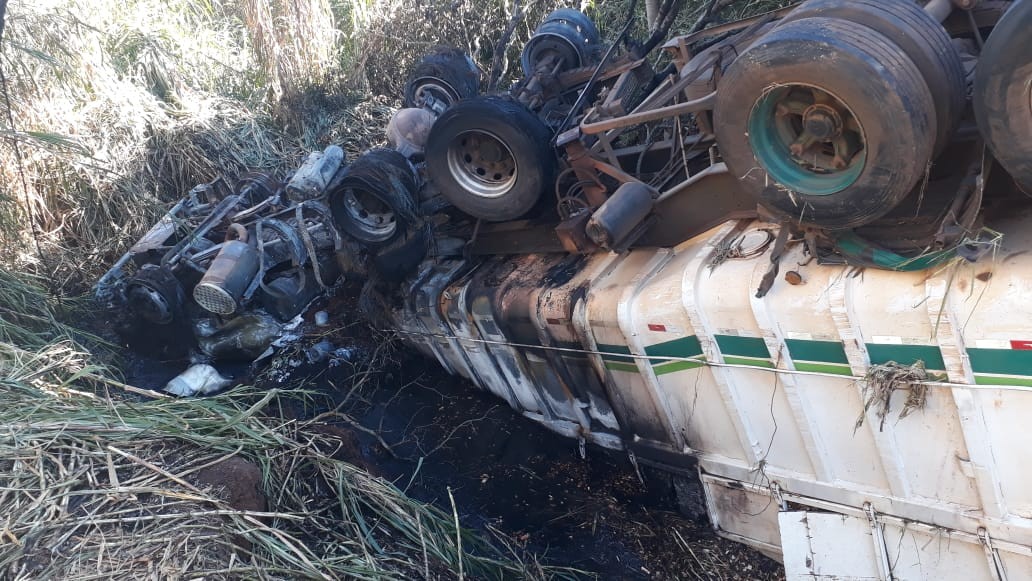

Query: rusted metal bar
left=589, top=156, right=641, bottom=185
left=656, top=161, right=727, bottom=203
left=555, top=56, right=641, bottom=90
left=661, top=3, right=794, bottom=48
left=580, top=92, right=716, bottom=135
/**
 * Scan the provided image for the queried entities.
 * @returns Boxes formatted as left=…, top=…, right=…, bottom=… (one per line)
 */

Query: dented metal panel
left=535, top=253, right=624, bottom=441
left=411, top=261, right=479, bottom=380
left=493, top=254, right=590, bottom=428
left=633, top=227, right=751, bottom=464
left=440, top=270, right=525, bottom=410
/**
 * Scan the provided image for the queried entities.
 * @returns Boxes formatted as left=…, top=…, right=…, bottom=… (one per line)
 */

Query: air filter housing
left=193, top=240, right=259, bottom=315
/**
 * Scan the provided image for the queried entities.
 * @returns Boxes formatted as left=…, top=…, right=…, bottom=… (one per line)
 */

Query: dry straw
left=0, top=268, right=569, bottom=579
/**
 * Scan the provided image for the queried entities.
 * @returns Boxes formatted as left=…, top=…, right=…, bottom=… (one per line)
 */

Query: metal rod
left=553, top=0, right=640, bottom=140
left=580, top=91, right=716, bottom=134
left=662, top=3, right=795, bottom=48
left=590, top=157, right=641, bottom=185
left=656, top=161, right=726, bottom=203
left=162, top=194, right=241, bottom=267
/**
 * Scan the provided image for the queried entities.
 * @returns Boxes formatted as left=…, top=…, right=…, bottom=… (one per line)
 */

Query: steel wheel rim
left=413, top=78, right=458, bottom=108
left=446, top=129, right=518, bottom=199
left=747, top=84, right=867, bottom=196
left=343, top=188, right=396, bottom=242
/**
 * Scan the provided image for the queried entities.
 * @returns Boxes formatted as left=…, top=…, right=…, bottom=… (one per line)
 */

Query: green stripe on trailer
left=866, top=343, right=946, bottom=371
left=785, top=339, right=849, bottom=365
left=973, top=374, right=1032, bottom=388
left=644, top=336, right=703, bottom=365
left=793, top=361, right=853, bottom=376
left=597, top=344, right=634, bottom=364
left=604, top=361, right=640, bottom=373
left=722, top=355, right=775, bottom=369
left=968, top=348, right=1032, bottom=378
left=715, top=335, right=770, bottom=359
left=653, top=358, right=706, bottom=376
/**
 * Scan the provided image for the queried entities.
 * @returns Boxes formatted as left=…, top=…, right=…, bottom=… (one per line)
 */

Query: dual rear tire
left=974, top=0, right=1032, bottom=193
left=714, top=0, right=965, bottom=230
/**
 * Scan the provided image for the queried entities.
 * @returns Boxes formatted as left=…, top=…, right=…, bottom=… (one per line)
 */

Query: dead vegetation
left=856, top=361, right=931, bottom=432
left=0, top=271, right=571, bottom=579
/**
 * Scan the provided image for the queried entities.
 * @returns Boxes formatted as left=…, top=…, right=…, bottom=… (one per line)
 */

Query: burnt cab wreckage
left=100, top=1, right=1032, bottom=578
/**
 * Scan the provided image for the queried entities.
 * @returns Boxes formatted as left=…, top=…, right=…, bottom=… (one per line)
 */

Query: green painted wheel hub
left=747, top=85, right=867, bottom=196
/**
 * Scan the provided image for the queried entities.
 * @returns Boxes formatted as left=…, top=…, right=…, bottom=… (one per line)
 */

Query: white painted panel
left=881, top=523, right=995, bottom=581
left=703, top=476, right=782, bottom=552
left=779, top=511, right=881, bottom=580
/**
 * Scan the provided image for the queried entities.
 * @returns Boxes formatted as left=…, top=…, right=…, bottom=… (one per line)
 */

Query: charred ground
left=121, top=284, right=784, bottom=580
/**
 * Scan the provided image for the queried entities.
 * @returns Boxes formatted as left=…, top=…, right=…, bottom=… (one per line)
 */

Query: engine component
left=521, top=9, right=601, bottom=76
left=403, top=47, right=480, bottom=114
left=714, top=17, right=936, bottom=229
left=260, top=274, right=318, bottom=321
left=778, top=0, right=965, bottom=157
left=974, top=0, right=1032, bottom=193
left=164, top=192, right=244, bottom=268
left=126, top=264, right=185, bottom=325
left=387, top=108, right=436, bottom=159
left=236, top=172, right=281, bottom=205
left=165, top=364, right=231, bottom=397
left=257, top=218, right=308, bottom=267
left=586, top=182, right=655, bottom=249
left=193, top=239, right=260, bottom=315
left=196, top=312, right=283, bottom=360
left=286, top=145, right=345, bottom=202
left=426, top=96, right=556, bottom=222
left=261, top=255, right=340, bottom=321
left=328, top=149, right=419, bottom=246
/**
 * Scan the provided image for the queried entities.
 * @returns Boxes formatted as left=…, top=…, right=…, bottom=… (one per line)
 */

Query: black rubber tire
left=425, top=96, right=556, bottom=222
left=714, top=17, right=937, bottom=230
left=779, top=0, right=965, bottom=157
left=328, top=149, right=419, bottom=247
left=974, top=0, right=1032, bottom=192
left=369, top=222, right=431, bottom=283
left=403, top=47, right=480, bottom=110
left=521, top=9, right=601, bottom=76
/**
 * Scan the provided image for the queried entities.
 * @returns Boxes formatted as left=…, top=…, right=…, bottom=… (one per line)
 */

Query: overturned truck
left=100, top=1, right=1032, bottom=578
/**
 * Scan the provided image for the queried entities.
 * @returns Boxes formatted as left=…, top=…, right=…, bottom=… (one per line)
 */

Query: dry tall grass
left=0, top=0, right=370, bottom=290
left=0, top=267, right=572, bottom=579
